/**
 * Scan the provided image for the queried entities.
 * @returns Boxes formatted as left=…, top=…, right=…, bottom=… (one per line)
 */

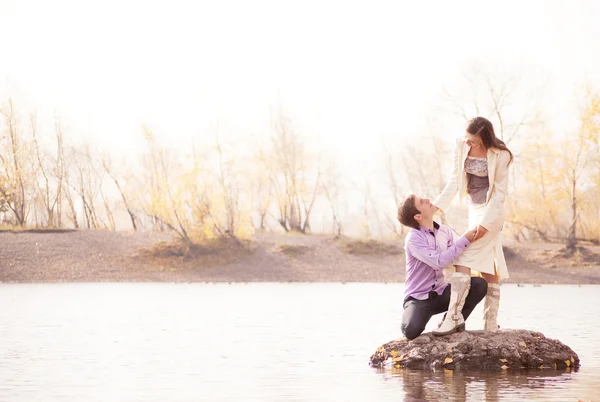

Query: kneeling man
left=397, top=194, right=488, bottom=339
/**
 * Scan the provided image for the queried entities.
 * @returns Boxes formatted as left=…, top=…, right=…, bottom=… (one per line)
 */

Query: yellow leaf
left=390, top=350, right=398, bottom=357
left=499, top=358, right=508, bottom=363
left=570, top=357, right=575, bottom=363
left=565, top=360, right=571, bottom=367
left=377, top=347, right=384, bottom=353
left=519, top=341, right=527, bottom=348
left=444, top=358, right=453, bottom=365
left=501, top=365, right=509, bottom=370
left=395, top=364, right=400, bottom=369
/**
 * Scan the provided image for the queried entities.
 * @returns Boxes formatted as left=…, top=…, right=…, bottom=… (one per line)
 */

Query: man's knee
left=470, top=277, right=488, bottom=300
left=402, top=322, right=425, bottom=340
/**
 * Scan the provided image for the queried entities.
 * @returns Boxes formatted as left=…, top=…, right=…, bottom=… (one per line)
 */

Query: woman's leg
left=433, top=265, right=471, bottom=336
left=481, top=271, right=500, bottom=331
left=481, top=272, right=498, bottom=284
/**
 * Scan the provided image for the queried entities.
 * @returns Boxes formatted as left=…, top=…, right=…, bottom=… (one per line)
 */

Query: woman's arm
left=433, top=137, right=462, bottom=212
left=479, top=150, right=510, bottom=231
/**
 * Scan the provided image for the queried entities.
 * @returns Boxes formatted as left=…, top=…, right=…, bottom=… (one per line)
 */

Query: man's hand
left=464, top=228, right=477, bottom=242
left=473, top=225, right=488, bottom=241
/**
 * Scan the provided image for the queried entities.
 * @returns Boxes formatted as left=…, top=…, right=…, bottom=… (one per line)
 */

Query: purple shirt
left=403, top=222, right=471, bottom=301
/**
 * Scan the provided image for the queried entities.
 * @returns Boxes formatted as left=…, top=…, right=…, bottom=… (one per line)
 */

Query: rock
left=369, top=329, right=580, bottom=371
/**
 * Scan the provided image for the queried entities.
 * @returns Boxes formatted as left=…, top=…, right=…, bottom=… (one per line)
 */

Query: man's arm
left=406, top=231, right=472, bottom=271
left=449, top=227, right=477, bottom=245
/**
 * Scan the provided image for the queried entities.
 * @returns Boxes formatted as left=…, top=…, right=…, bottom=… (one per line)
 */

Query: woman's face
left=465, top=132, right=484, bottom=149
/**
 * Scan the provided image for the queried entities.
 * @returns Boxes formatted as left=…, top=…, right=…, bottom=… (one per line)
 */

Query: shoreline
left=2, top=230, right=600, bottom=285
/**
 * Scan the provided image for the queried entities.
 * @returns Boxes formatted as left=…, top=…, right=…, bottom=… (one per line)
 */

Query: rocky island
left=369, top=329, right=580, bottom=371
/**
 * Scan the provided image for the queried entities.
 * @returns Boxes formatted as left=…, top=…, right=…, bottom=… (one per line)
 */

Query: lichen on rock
left=369, top=329, right=580, bottom=371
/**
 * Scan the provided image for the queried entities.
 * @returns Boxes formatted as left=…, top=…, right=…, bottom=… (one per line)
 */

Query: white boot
left=433, top=273, right=471, bottom=336
left=484, top=283, right=501, bottom=331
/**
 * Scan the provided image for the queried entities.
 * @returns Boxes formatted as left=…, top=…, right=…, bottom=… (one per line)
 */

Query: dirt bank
left=1, top=230, right=599, bottom=284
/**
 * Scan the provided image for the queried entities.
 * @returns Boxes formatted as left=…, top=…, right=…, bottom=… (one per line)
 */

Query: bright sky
left=1, top=0, right=600, bottom=173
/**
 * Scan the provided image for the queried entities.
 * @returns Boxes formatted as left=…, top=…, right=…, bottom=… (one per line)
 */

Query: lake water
left=0, top=283, right=598, bottom=402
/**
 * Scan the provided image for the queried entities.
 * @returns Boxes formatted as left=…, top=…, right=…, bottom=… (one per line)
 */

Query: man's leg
left=401, top=298, right=433, bottom=340
left=432, top=286, right=451, bottom=315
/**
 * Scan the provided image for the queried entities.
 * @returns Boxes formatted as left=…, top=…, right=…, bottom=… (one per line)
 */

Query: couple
left=397, top=116, right=513, bottom=339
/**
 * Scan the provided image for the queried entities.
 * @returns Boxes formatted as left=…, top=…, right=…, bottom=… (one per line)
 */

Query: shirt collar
left=418, top=221, right=440, bottom=234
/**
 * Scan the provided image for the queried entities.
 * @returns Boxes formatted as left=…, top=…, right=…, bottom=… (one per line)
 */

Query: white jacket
left=433, top=137, right=511, bottom=233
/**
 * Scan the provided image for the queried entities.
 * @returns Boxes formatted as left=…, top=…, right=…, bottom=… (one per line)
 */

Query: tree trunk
left=566, top=176, right=577, bottom=252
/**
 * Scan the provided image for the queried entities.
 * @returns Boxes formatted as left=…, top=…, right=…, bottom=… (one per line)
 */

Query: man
left=397, top=194, right=488, bottom=339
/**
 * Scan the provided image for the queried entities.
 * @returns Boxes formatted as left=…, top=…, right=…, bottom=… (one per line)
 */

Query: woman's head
left=465, top=116, right=514, bottom=164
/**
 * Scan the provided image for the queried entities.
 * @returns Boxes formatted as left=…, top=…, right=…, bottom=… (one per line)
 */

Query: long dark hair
left=466, top=117, right=514, bottom=165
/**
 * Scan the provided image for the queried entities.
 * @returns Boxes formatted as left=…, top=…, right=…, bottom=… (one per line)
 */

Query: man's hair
left=397, top=194, right=421, bottom=229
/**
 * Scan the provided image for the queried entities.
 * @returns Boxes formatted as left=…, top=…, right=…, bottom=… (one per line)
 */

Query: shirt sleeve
left=406, top=232, right=471, bottom=271
left=449, top=227, right=461, bottom=245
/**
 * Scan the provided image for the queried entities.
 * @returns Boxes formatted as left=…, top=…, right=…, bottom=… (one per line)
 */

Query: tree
left=0, top=175, right=10, bottom=217
left=249, top=158, right=273, bottom=232
left=101, top=153, right=138, bottom=231
left=320, top=157, right=343, bottom=237
left=443, top=62, right=540, bottom=145
left=262, top=110, right=321, bottom=233
left=69, top=145, right=102, bottom=229
left=30, top=112, right=65, bottom=227
left=141, top=127, right=193, bottom=245
left=0, top=99, right=31, bottom=226
left=510, top=85, right=600, bottom=247
left=564, top=86, right=600, bottom=251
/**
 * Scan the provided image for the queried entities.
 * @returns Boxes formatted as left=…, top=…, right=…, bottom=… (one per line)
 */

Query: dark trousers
left=401, top=278, right=488, bottom=340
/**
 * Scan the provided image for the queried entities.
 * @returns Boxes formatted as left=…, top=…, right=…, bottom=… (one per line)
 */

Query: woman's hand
left=473, top=225, right=488, bottom=241
left=464, top=228, right=477, bottom=242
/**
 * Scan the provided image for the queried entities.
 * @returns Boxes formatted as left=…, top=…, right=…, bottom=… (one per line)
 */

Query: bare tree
left=443, top=62, right=541, bottom=145
left=0, top=99, right=29, bottom=226
left=356, top=179, right=385, bottom=239
left=101, top=153, right=138, bottom=231
left=252, top=164, right=272, bottom=231
left=0, top=175, right=10, bottom=218
left=320, top=157, right=343, bottom=237
left=142, top=127, right=193, bottom=245
left=213, top=130, right=241, bottom=237
left=382, top=145, right=405, bottom=236
left=30, top=112, right=65, bottom=227
left=65, top=145, right=107, bottom=229
left=52, top=114, right=67, bottom=227
left=564, top=88, right=600, bottom=252
left=263, top=110, right=321, bottom=233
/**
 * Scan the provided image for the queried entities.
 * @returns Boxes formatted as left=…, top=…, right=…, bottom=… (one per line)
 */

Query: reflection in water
left=379, top=367, right=576, bottom=402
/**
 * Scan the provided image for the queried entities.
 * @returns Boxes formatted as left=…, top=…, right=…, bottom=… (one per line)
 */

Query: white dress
left=452, top=156, right=509, bottom=279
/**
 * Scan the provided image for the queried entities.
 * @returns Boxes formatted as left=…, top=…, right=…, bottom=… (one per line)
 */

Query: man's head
left=397, top=194, right=437, bottom=229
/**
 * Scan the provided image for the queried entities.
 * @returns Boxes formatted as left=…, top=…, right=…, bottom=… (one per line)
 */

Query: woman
left=432, top=116, right=513, bottom=335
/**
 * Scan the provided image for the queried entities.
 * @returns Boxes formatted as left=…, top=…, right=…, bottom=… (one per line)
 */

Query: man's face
left=414, top=196, right=436, bottom=222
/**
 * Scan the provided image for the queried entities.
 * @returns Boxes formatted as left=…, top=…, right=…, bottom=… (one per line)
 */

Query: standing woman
left=432, top=116, right=513, bottom=334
